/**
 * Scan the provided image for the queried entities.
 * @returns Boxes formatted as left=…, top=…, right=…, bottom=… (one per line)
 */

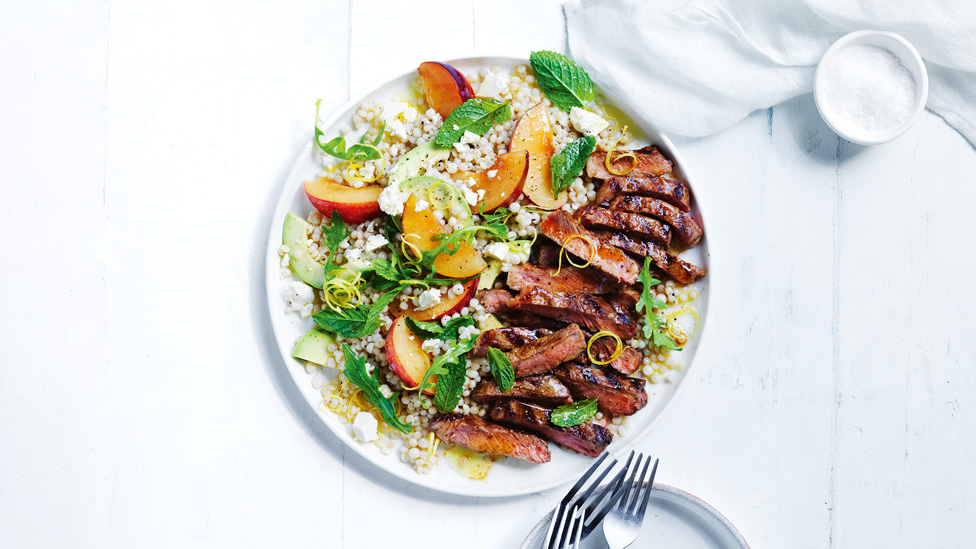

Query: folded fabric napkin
left=565, top=0, right=976, bottom=147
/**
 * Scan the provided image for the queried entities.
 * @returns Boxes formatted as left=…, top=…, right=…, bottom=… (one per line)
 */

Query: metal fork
left=542, top=451, right=638, bottom=549
left=602, top=454, right=660, bottom=549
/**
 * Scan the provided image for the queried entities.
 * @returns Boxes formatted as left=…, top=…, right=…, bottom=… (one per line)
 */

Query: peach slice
left=452, top=150, right=529, bottom=214
left=510, top=103, right=566, bottom=210
left=418, top=61, right=475, bottom=120
left=304, top=178, right=383, bottom=224
left=402, top=193, right=488, bottom=279
left=400, top=279, right=478, bottom=322
left=386, top=315, right=435, bottom=396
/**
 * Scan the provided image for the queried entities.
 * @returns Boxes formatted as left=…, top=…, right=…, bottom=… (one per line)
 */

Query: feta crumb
left=344, top=248, right=363, bottom=262
left=421, top=338, right=444, bottom=353
left=476, top=72, right=509, bottom=99
left=416, top=288, right=443, bottom=311
left=484, top=242, right=511, bottom=262
left=283, top=280, right=315, bottom=312
left=486, top=170, right=498, bottom=178
left=414, top=199, right=430, bottom=212
left=364, top=235, right=388, bottom=252
left=381, top=101, right=419, bottom=140
left=378, top=185, right=406, bottom=216
left=352, top=412, right=379, bottom=442
left=570, top=106, right=610, bottom=136
left=462, top=186, right=479, bottom=206
left=458, top=325, right=481, bottom=340
left=387, top=119, right=408, bottom=140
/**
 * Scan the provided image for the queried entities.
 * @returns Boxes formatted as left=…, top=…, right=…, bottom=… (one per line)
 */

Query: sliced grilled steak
left=479, top=288, right=515, bottom=314
left=576, top=204, right=671, bottom=247
left=471, top=327, right=552, bottom=357
left=539, top=210, right=640, bottom=285
left=610, top=287, right=641, bottom=309
left=595, top=176, right=691, bottom=212
left=489, top=400, right=613, bottom=458
left=429, top=412, right=551, bottom=464
left=537, top=244, right=561, bottom=266
left=555, top=363, right=648, bottom=416
left=609, top=195, right=703, bottom=247
left=591, top=230, right=706, bottom=284
left=586, top=146, right=672, bottom=180
left=577, top=337, right=643, bottom=375
left=507, top=262, right=619, bottom=295
left=507, top=286, right=638, bottom=339
left=470, top=375, right=573, bottom=407
left=506, top=323, right=587, bottom=378
left=499, top=311, right=567, bottom=331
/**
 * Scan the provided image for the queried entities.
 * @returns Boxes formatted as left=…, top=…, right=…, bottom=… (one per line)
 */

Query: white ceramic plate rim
left=264, top=56, right=715, bottom=497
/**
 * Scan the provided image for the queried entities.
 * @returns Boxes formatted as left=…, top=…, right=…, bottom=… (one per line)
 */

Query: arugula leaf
left=435, top=99, right=512, bottom=147
left=486, top=347, right=515, bottom=392
left=636, top=257, right=683, bottom=351
left=551, top=135, right=596, bottom=197
left=405, top=315, right=475, bottom=341
left=551, top=398, right=599, bottom=427
left=413, top=336, right=476, bottom=398
left=314, top=99, right=387, bottom=162
left=319, top=210, right=349, bottom=274
left=529, top=51, right=595, bottom=112
left=340, top=344, right=412, bottom=433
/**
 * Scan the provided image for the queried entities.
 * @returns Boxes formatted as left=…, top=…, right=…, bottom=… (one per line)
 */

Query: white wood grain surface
left=2, top=1, right=975, bottom=547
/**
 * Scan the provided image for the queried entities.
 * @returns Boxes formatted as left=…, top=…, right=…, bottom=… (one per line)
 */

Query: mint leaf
left=551, top=135, right=596, bottom=197
left=435, top=99, right=512, bottom=147
left=312, top=304, right=376, bottom=338
left=486, top=347, right=515, bottom=392
left=433, top=353, right=467, bottom=413
left=636, top=257, right=682, bottom=351
left=405, top=316, right=474, bottom=341
left=551, top=398, right=599, bottom=427
left=529, top=51, right=594, bottom=112
left=340, top=344, right=412, bottom=433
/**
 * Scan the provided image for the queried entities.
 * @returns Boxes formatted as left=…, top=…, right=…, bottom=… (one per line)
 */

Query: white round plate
left=265, top=57, right=713, bottom=496
left=521, top=484, right=749, bottom=549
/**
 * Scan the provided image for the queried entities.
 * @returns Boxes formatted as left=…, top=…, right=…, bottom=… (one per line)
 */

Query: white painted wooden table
left=2, top=1, right=975, bottom=547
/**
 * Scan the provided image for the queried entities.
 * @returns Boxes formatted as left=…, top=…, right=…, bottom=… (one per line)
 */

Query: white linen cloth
left=564, top=0, right=976, bottom=147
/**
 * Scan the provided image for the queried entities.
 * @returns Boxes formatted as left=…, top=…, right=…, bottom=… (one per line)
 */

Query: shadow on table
left=248, top=144, right=551, bottom=524
left=781, top=93, right=868, bottom=166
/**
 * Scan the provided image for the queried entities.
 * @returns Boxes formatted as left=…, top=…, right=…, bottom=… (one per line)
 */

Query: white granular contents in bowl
left=823, top=44, right=917, bottom=134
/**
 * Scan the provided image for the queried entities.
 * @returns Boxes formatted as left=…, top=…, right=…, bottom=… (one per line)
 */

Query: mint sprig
left=551, top=398, right=599, bottom=427
left=435, top=98, right=512, bottom=147
left=550, top=135, right=596, bottom=197
left=529, top=51, right=595, bottom=112
left=486, top=347, right=515, bottom=392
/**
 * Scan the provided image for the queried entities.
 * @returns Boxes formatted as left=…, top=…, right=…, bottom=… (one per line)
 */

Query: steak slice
left=586, top=146, right=672, bottom=180
left=499, top=312, right=567, bottom=331
left=478, top=288, right=515, bottom=314
left=507, top=262, right=619, bottom=295
left=537, top=244, right=561, bottom=266
left=595, top=176, right=690, bottom=212
left=470, top=375, right=573, bottom=407
left=539, top=210, right=640, bottom=285
left=576, top=204, right=671, bottom=247
left=429, top=412, right=551, bottom=464
left=471, top=327, right=553, bottom=357
left=489, top=400, right=613, bottom=458
left=591, top=231, right=706, bottom=284
left=577, top=337, right=643, bottom=375
left=507, top=286, right=638, bottom=339
left=506, top=323, right=587, bottom=378
left=609, top=195, right=703, bottom=247
left=554, top=363, right=648, bottom=416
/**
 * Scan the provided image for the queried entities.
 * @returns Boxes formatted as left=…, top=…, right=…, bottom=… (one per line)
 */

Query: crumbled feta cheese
left=476, top=72, right=509, bottom=99
left=416, top=288, right=443, bottom=311
left=352, top=412, right=379, bottom=442
left=462, top=186, right=479, bottom=206
left=381, top=101, right=419, bottom=140
left=357, top=163, right=376, bottom=180
left=570, top=107, right=610, bottom=136
left=387, top=119, right=408, bottom=140
left=486, top=170, right=498, bottom=178
left=414, top=199, right=430, bottom=212
left=484, top=242, right=511, bottom=262
left=283, top=280, right=315, bottom=312
left=344, top=248, right=363, bottom=262
left=421, top=338, right=444, bottom=353
left=364, top=235, right=388, bottom=252
left=378, top=185, right=406, bottom=216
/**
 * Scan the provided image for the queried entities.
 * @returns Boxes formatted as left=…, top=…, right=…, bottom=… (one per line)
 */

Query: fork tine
left=617, top=452, right=644, bottom=511
left=568, top=506, right=587, bottom=549
left=627, top=454, right=652, bottom=514
left=582, top=450, right=633, bottom=518
left=542, top=452, right=610, bottom=549
left=582, top=451, right=637, bottom=529
left=634, top=458, right=659, bottom=520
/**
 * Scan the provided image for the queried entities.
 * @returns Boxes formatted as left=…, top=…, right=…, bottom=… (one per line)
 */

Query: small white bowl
left=814, top=30, right=928, bottom=145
